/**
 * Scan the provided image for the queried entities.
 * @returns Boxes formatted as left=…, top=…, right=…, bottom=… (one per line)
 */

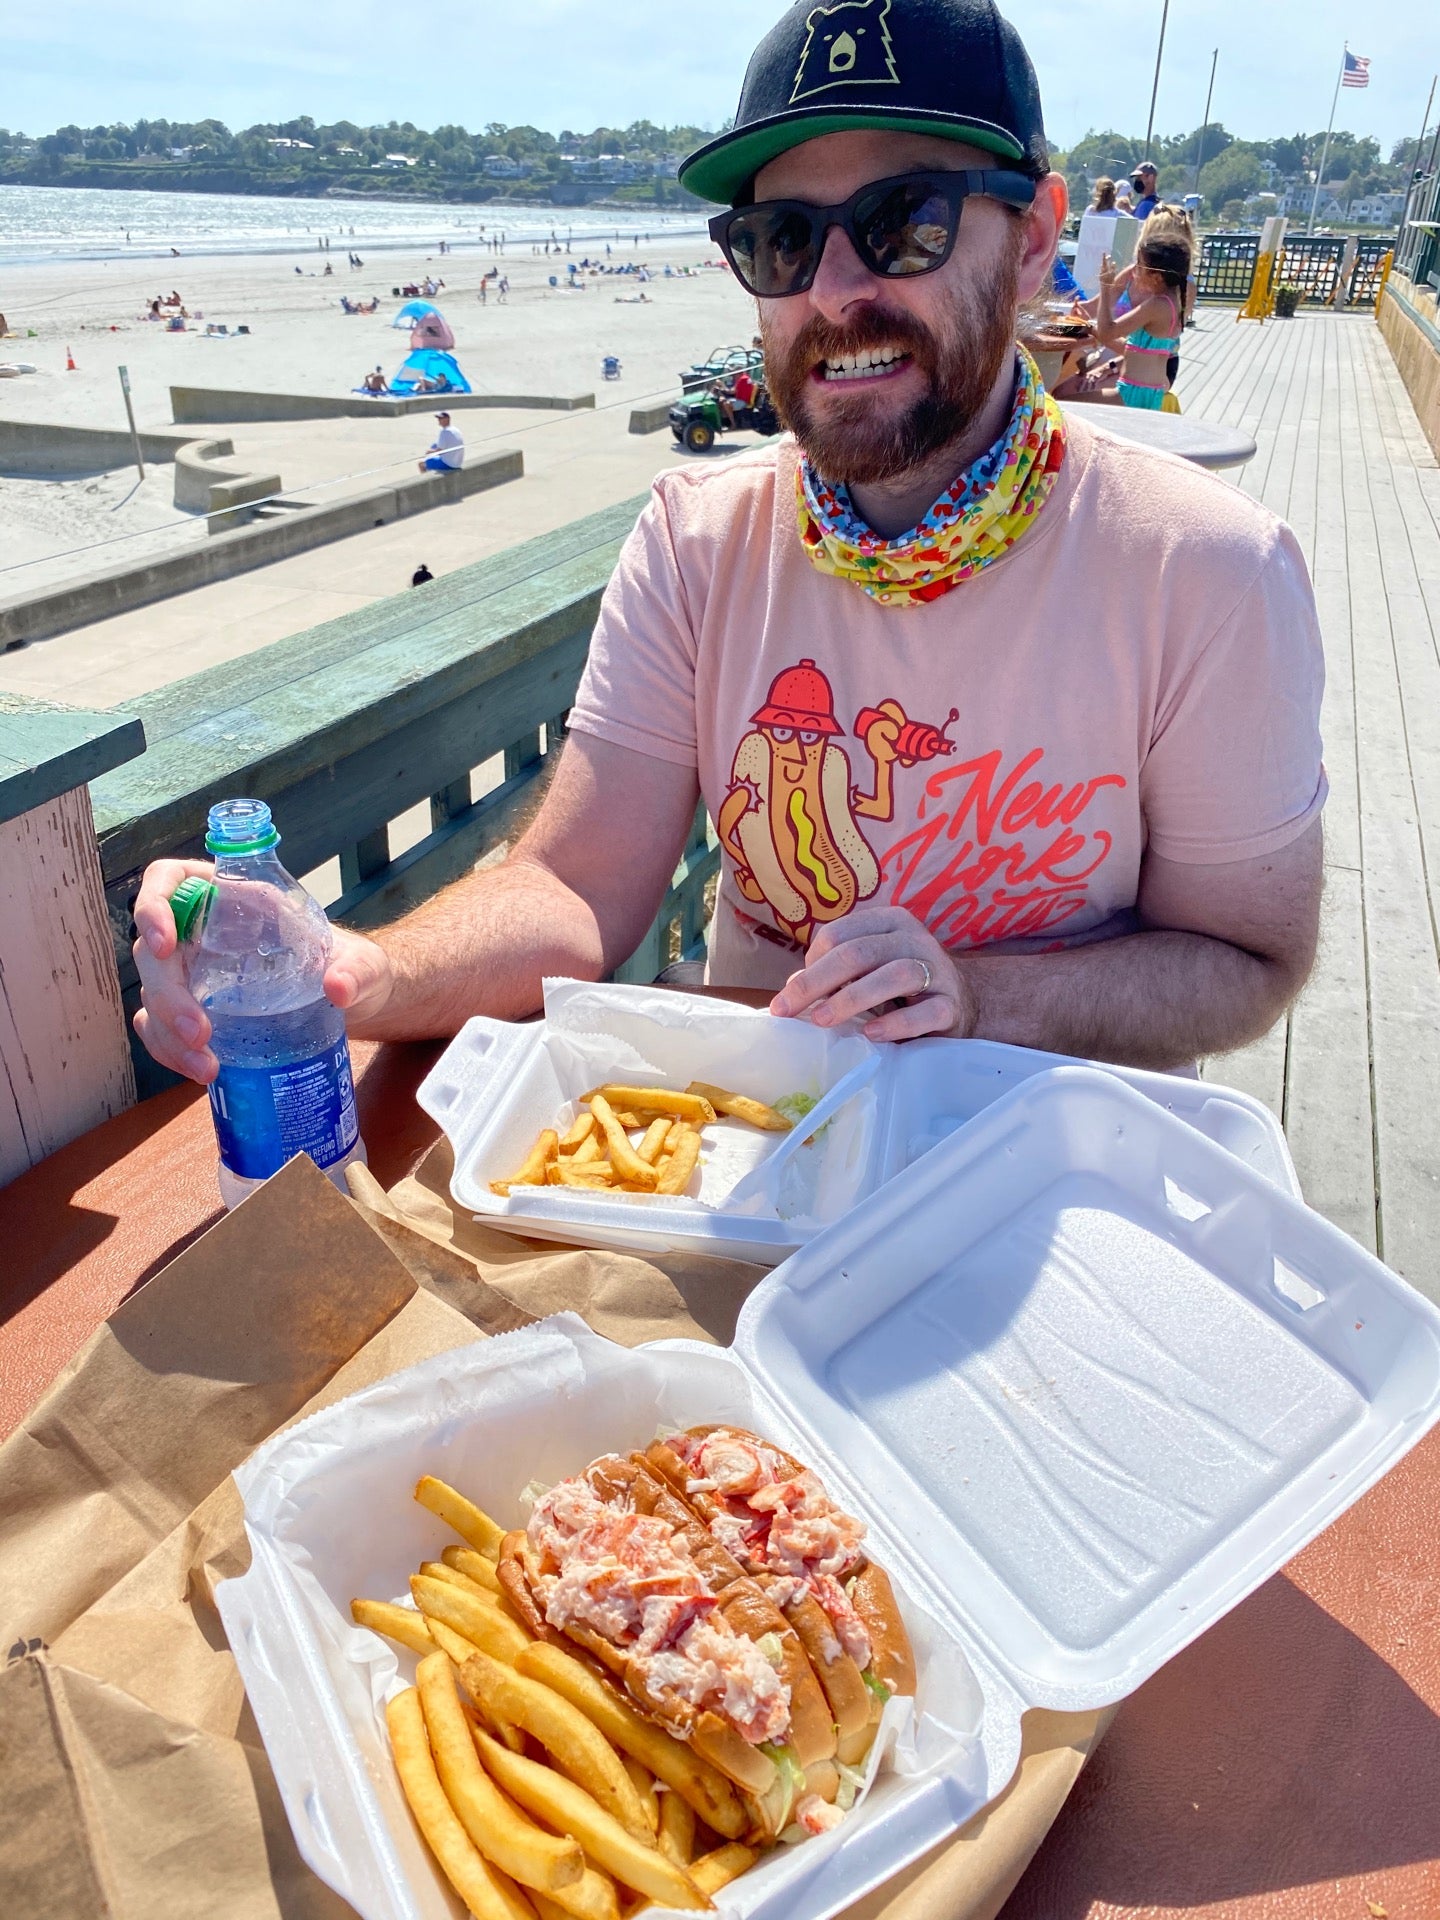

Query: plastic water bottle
left=170, top=799, right=366, bottom=1209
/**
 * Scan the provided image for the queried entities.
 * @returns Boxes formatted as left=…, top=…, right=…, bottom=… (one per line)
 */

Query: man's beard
left=761, top=244, right=1022, bottom=487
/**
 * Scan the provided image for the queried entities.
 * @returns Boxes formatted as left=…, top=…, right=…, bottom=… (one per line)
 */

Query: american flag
left=1342, top=50, right=1370, bottom=89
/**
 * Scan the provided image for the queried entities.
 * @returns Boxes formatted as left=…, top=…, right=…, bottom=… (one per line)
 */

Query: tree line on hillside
left=1055, top=123, right=1433, bottom=224
left=1, top=115, right=1431, bottom=219
left=0, top=117, right=722, bottom=207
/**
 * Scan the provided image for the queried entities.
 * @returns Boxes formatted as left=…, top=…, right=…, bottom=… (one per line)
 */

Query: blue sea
left=0, top=182, right=705, bottom=266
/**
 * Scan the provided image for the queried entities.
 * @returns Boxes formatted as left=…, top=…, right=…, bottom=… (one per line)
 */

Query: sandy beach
left=0, top=228, right=758, bottom=698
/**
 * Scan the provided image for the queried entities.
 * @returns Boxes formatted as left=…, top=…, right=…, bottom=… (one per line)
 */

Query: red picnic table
left=3, top=1015, right=1438, bottom=1920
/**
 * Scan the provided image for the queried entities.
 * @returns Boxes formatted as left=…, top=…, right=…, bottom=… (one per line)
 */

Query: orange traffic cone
left=65, top=345, right=77, bottom=370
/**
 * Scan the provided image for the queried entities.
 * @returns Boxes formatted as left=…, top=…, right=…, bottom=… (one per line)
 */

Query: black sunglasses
left=709, top=168, right=1038, bottom=299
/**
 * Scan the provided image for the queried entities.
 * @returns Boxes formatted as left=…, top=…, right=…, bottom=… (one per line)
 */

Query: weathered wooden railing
left=90, top=495, right=719, bottom=1096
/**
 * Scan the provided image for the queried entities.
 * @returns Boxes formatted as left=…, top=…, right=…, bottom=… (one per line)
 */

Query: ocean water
left=0, top=182, right=706, bottom=266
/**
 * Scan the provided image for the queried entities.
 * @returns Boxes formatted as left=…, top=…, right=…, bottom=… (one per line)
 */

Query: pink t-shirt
left=568, top=414, right=1326, bottom=990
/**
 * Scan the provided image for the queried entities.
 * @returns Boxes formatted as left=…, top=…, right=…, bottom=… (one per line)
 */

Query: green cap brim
left=680, top=108, right=1025, bottom=206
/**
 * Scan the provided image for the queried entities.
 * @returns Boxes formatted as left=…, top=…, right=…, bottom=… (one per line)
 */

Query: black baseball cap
left=680, top=0, right=1048, bottom=206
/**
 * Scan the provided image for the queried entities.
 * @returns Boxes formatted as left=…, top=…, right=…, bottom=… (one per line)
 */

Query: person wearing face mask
left=1130, top=162, right=1161, bottom=221
left=131, top=0, right=1324, bottom=1082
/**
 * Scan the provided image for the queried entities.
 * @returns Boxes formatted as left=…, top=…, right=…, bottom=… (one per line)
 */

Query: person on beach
left=134, top=0, right=1325, bottom=1079
left=418, top=412, right=463, bottom=472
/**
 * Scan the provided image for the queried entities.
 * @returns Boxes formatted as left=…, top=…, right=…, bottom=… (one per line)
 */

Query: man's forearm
left=958, top=929, right=1299, bottom=1071
left=351, top=856, right=607, bottom=1041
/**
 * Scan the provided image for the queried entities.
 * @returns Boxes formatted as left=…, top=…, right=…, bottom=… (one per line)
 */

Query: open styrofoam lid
left=730, top=1067, right=1440, bottom=1712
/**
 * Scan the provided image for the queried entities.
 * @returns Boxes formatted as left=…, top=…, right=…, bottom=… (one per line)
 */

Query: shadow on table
left=1001, top=1572, right=1440, bottom=1914
left=0, top=1084, right=208, bottom=1327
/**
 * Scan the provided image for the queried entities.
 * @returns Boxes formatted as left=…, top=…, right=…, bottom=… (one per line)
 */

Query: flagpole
left=1308, top=44, right=1347, bottom=235
left=1192, top=48, right=1219, bottom=195
left=1409, top=75, right=1437, bottom=183
left=1143, top=0, right=1172, bottom=158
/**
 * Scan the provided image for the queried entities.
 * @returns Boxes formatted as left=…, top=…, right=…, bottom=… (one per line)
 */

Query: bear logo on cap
left=790, top=0, right=900, bottom=103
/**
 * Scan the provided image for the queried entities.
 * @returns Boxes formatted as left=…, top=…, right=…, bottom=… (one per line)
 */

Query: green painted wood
left=0, top=696, right=146, bottom=823
left=121, top=497, right=648, bottom=748
left=335, top=766, right=548, bottom=932
left=93, top=565, right=610, bottom=879
left=430, top=778, right=471, bottom=829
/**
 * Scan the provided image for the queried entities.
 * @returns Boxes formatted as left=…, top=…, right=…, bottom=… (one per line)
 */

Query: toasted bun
left=771, top=1585, right=871, bottom=1743
left=836, top=1692, right=884, bottom=1767
left=850, top=1562, right=916, bottom=1699
left=718, top=1578, right=835, bottom=1768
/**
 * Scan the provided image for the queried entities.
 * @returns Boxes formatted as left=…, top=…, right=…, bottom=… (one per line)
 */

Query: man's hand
left=131, top=858, right=393, bottom=1084
left=769, top=905, right=976, bottom=1042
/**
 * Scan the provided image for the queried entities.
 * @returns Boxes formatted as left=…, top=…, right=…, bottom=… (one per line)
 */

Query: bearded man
left=134, top=0, right=1324, bottom=1080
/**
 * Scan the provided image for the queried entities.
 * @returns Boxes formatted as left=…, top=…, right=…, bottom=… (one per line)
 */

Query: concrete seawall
left=0, top=448, right=523, bottom=649
left=0, top=417, right=200, bottom=475
left=2, top=417, right=283, bottom=522
left=170, top=386, right=596, bottom=424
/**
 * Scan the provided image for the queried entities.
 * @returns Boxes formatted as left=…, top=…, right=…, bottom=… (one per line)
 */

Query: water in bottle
left=171, top=798, right=366, bottom=1209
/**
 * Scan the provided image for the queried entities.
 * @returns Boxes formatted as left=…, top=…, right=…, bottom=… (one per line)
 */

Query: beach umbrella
left=392, top=299, right=440, bottom=327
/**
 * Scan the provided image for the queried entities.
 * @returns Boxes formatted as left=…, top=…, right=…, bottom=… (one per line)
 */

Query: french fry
left=442, top=1544, right=504, bottom=1594
left=415, top=1474, right=506, bottom=1561
left=559, top=1112, right=596, bottom=1152
left=528, top=1879, right=620, bottom=1920
left=551, top=1161, right=616, bottom=1188
left=491, top=1129, right=559, bottom=1196
left=514, top=1643, right=747, bottom=1841
left=657, top=1788, right=696, bottom=1869
left=425, top=1617, right=530, bottom=1753
left=583, top=1086, right=718, bottom=1127
left=386, top=1689, right=537, bottom=1920
left=416, top=1652, right=584, bottom=1893
left=350, top=1598, right=434, bottom=1658
left=460, top=1647, right=651, bottom=1841
left=472, top=1728, right=709, bottom=1910
left=685, top=1083, right=792, bottom=1131
left=636, top=1118, right=671, bottom=1166
left=412, top=1574, right=531, bottom=1664
left=687, top=1844, right=758, bottom=1897
left=611, top=1111, right=643, bottom=1130
left=589, top=1096, right=658, bottom=1189
left=572, top=1132, right=603, bottom=1166
left=663, top=1120, right=685, bottom=1152
left=621, top=1755, right=660, bottom=1835
left=421, top=1559, right=497, bottom=1602
left=655, top=1126, right=702, bottom=1196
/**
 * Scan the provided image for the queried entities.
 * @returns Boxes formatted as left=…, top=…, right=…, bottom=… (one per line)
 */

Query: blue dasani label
left=208, top=1042, right=359, bottom=1181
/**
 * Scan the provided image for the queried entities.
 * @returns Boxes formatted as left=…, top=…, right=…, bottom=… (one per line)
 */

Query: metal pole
left=1143, top=0, right=1172, bottom=158
left=1192, top=49, right=1219, bottom=195
left=1308, top=46, right=1346, bottom=235
left=1409, top=76, right=1437, bottom=184
left=117, top=365, right=144, bottom=482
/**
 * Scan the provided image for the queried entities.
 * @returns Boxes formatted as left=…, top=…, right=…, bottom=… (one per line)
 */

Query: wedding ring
left=913, top=959, right=933, bottom=999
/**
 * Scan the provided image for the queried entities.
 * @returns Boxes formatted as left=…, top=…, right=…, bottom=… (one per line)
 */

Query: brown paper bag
left=0, top=1152, right=1105, bottom=1920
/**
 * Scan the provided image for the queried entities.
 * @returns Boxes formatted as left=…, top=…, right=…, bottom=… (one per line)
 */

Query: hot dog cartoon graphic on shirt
left=717, top=658, right=957, bottom=946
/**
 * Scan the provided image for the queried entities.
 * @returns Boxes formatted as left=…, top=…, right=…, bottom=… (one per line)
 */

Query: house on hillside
left=1349, top=191, right=1406, bottom=225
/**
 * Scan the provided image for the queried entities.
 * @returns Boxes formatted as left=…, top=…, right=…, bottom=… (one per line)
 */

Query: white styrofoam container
left=218, top=1068, right=1440, bottom=1920
left=418, top=980, right=1300, bottom=1266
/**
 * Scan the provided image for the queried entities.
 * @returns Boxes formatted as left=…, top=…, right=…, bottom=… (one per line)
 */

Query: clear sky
left=4, top=1, right=1435, bottom=163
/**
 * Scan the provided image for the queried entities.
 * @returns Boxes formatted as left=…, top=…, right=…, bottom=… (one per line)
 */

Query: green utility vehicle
left=668, top=381, right=780, bottom=452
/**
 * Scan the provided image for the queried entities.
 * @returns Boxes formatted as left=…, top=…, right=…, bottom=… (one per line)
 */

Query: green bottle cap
left=170, top=875, right=217, bottom=944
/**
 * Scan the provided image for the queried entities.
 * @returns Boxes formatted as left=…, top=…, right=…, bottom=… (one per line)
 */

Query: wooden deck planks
left=1178, top=310, right=1440, bottom=1299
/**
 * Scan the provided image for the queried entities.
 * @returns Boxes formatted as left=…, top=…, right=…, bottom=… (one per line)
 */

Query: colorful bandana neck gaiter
left=795, top=346, right=1068, bottom=606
